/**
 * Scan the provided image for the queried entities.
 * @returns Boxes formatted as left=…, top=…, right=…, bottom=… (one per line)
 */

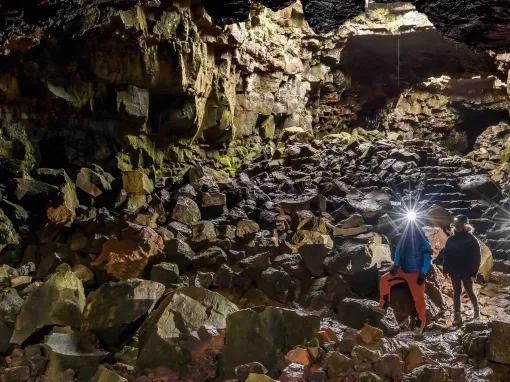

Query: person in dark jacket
left=436, top=214, right=481, bottom=325
left=379, top=222, right=432, bottom=334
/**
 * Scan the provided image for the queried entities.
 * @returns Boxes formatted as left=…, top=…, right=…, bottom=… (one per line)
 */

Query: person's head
left=452, top=214, right=469, bottom=233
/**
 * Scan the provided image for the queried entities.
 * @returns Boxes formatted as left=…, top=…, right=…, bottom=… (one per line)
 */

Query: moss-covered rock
left=82, top=279, right=165, bottom=346
left=0, top=208, right=19, bottom=251
left=222, top=306, right=320, bottom=378
left=11, top=263, right=85, bottom=345
left=137, top=286, right=238, bottom=371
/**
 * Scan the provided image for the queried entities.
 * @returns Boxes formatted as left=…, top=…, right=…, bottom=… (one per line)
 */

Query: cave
left=0, top=1, right=509, bottom=381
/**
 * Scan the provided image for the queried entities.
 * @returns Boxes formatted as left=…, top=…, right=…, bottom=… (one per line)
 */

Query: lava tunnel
left=0, top=0, right=509, bottom=381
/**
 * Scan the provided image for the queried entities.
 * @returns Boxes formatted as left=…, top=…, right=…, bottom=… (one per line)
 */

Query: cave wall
left=0, top=1, right=345, bottom=181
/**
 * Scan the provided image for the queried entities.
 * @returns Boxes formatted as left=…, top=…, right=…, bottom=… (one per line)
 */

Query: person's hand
left=417, top=273, right=426, bottom=285
left=390, top=266, right=399, bottom=276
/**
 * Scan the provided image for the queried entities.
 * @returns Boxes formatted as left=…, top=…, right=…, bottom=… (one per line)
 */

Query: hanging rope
left=397, top=35, right=400, bottom=89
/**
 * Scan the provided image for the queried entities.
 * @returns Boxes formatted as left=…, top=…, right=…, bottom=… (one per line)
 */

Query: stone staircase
left=384, top=139, right=510, bottom=279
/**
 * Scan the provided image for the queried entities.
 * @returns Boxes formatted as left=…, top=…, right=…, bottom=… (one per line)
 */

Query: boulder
left=222, top=306, right=320, bottom=378
left=150, top=262, right=180, bottom=286
left=172, top=196, right=201, bottom=225
left=116, top=85, right=149, bottom=120
left=43, top=331, right=107, bottom=382
left=245, top=374, right=276, bottom=382
left=191, top=246, right=227, bottom=268
left=351, top=345, right=381, bottom=363
left=165, top=238, right=196, bottom=270
left=280, top=363, right=306, bottom=382
left=236, top=219, right=260, bottom=239
left=91, top=365, right=127, bottom=382
left=44, top=170, right=79, bottom=226
left=257, top=267, right=292, bottom=303
left=292, top=230, right=333, bottom=252
left=0, top=366, right=31, bottom=382
left=404, top=345, right=424, bottom=373
left=76, top=167, right=113, bottom=197
left=239, top=252, right=272, bottom=276
left=191, top=221, right=217, bottom=246
left=358, top=324, right=384, bottom=345
left=346, top=190, right=391, bottom=219
left=0, top=209, right=19, bottom=251
left=0, top=288, right=23, bottom=352
left=11, top=264, right=85, bottom=345
left=285, top=347, right=311, bottom=366
left=235, top=362, right=268, bottom=382
left=336, top=298, right=399, bottom=335
left=276, top=194, right=326, bottom=215
left=82, top=279, right=165, bottom=345
left=374, top=353, right=404, bottom=381
left=462, top=330, right=488, bottom=359
left=322, top=351, right=354, bottom=379
left=200, top=191, right=226, bottom=207
left=487, top=318, right=510, bottom=364
left=14, top=178, right=59, bottom=204
left=325, top=234, right=390, bottom=296
left=122, top=170, right=154, bottom=194
left=458, top=174, right=501, bottom=200
left=137, top=287, right=238, bottom=371
left=299, top=244, right=330, bottom=277
left=425, top=205, right=453, bottom=230
left=402, top=364, right=448, bottom=382
left=91, top=223, right=164, bottom=280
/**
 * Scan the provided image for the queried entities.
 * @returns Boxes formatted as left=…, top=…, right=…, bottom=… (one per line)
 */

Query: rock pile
left=1, top=125, right=509, bottom=380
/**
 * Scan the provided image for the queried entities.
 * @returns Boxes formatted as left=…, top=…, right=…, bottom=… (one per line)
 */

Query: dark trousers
left=451, top=275, right=478, bottom=313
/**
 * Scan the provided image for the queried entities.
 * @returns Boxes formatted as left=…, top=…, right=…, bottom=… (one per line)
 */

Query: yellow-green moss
left=501, top=146, right=510, bottom=162
left=218, top=155, right=239, bottom=176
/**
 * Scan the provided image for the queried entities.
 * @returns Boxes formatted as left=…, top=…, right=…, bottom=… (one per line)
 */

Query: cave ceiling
left=0, top=0, right=508, bottom=53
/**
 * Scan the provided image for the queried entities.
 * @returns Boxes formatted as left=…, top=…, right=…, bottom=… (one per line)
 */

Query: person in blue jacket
left=379, top=222, right=432, bottom=334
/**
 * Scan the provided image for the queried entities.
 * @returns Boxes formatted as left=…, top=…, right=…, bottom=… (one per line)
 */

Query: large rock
left=336, top=298, right=399, bottom=335
left=346, top=190, right=391, bottom=219
left=43, top=169, right=79, bottom=226
left=257, top=267, right=292, bottom=303
left=116, top=85, right=149, bottom=120
left=137, top=287, right=238, bottom=371
left=76, top=167, right=113, bottom=197
left=325, top=234, right=391, bottom=296
left=43, top=331, right=107, bottom=382
left=458, top=174, right=501, bottom=200
left=91, top=223, right=164, bottom=280
left=402, top=364, right=448, bottom=382
left=172, top=196, right=201, bottom=225
left=0, top=288, right=23, bottom=352
left=122, top=170, right=154, bottom=194
left=222, top=306, right=320, bottom=378
left=82, top=279, right=165, bottom=345
left=0, top=209, right=19, bottom=251
left=299, top=244, right=330, bottom=277
left=165, top=238, right=196, bottom=270
left=91, top=365, right=127, bottom=382
left=11, top=264, right=85, bottom=345
left=487, top=318, right=510, bottom=364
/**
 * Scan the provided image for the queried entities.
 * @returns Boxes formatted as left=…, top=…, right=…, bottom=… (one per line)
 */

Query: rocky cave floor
left=1, top=130, right=510, bottom=382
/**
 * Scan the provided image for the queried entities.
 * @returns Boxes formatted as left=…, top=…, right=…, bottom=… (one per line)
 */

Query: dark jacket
left=393, top=225, right=432, bottom=275
left=436, top=231, right=481, bottom=278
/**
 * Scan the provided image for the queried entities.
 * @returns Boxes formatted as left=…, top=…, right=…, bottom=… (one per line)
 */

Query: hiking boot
left=473, top=306, right=480, bottom=320
left=382, top=295, right=390, bottom=310
left=453, top=312, right=463, bottom=326
left=413, top=327, right=424, bottom=338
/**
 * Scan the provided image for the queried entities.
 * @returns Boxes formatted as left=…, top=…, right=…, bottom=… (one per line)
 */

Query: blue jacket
left=393, top=228, right=432, bottom=275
